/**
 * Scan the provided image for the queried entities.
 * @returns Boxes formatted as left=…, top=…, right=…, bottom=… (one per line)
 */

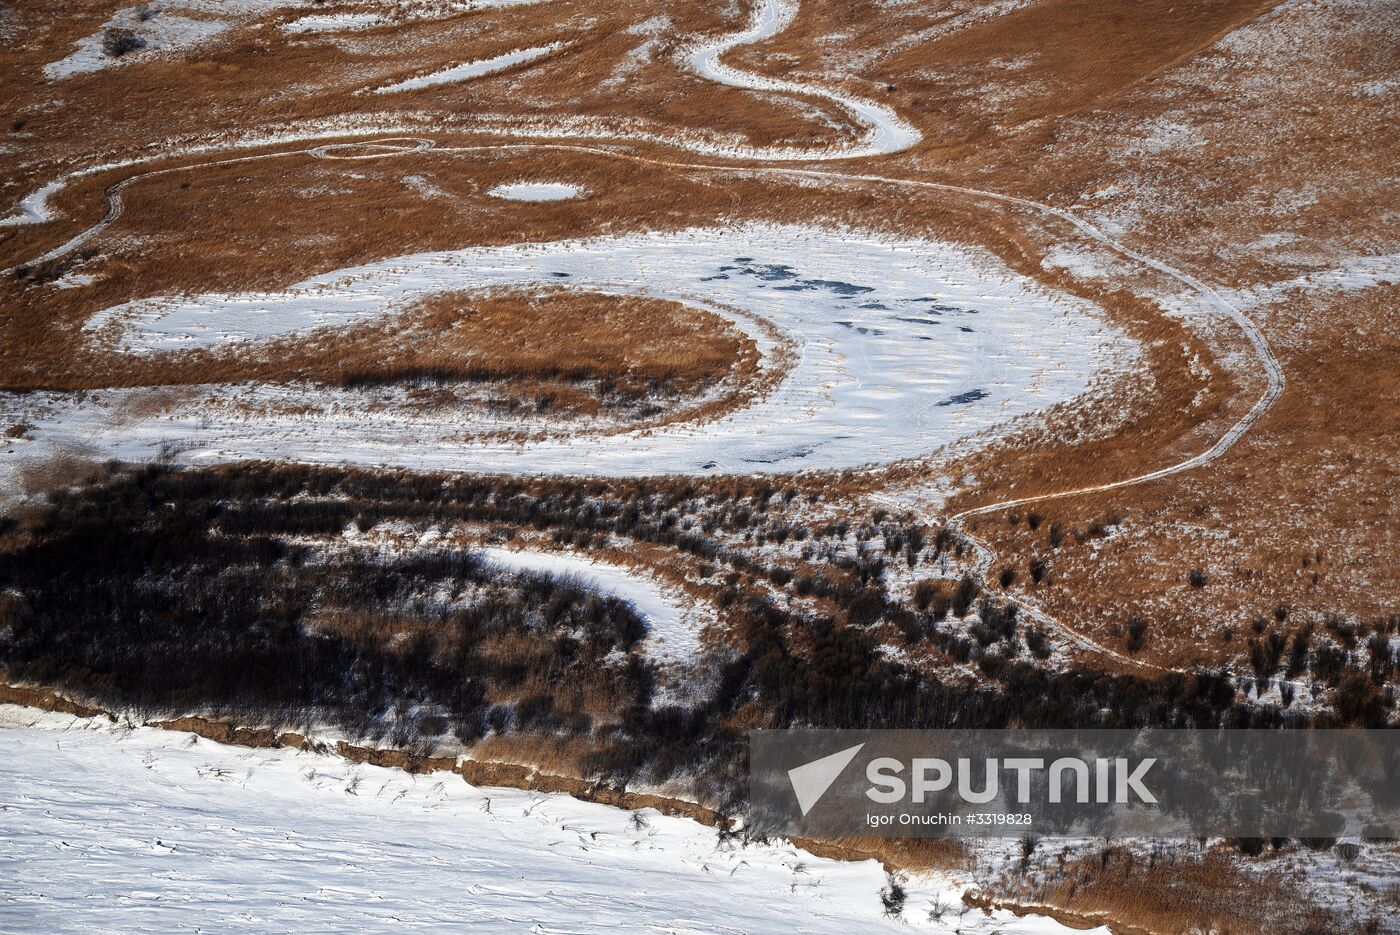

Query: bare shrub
left=1125, top=618, right=1148, bottom=654
left=879, top=871, right=907, bottom=917
left=1029, top=555, right=1048, bottom=584
left=103, top=27, right=146, bottom=58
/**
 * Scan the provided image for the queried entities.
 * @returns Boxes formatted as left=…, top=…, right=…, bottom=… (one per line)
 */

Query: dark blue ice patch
left=700, top=273, right=730, bottom=281
left=911, top=299, right=962, bottom=314
left=742, top=263, right=799, bottom=281
left=858, top=301, right=890, bottom=310
left=894, top=316, right=940, bottom=325
left=834, top=321, right=885, bottom=335
left=742, top=444, right=816, bottom=464
left=937, top=389, right=988, bottom=406
left=774, top=279, right=875, bottom=296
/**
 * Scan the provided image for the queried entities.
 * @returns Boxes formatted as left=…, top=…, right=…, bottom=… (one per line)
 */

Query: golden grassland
left=1, top=4, right=1397, bottom=929
left=6, top=116, right=1394, bottom=671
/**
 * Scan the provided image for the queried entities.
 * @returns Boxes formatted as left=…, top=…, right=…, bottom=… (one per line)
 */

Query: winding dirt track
left=3, top=0, right=1285, bottom=670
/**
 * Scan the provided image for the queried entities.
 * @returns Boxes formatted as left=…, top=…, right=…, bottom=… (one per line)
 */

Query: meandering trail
left=1, top=0, right=1285, bottom=673
left=684, top=0, right=920, bottom=158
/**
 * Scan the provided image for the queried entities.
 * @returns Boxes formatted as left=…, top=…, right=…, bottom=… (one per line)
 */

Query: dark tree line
left=0, top=462, right=1391, bottom=812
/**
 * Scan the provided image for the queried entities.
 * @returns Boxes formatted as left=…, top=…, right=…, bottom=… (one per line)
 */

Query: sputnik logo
left=788, top=743, right=865, bottom=816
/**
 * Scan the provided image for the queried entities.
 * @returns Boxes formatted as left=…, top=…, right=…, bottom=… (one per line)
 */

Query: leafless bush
left=1125, top=618, right=1148, bottom=654
left=102, top=27, right=146, bottom=58
left=880, top=871, right=907, bottom=917
left=1334, top=841, right=1361, bottom=864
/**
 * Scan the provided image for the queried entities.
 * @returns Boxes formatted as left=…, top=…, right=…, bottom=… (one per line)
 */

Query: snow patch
left=485, top=181, right=586, bottom=201
left=281, top=12, right=383, bottom=35
left=371, top=43, right=563, bottom=94
left=1226, top=252, right=1400, bottom=309
left=43, top=1, right=300, bottom=80
left=0, top=179, right=64, bottom=227
left=477, top=547, right=704, bottom=665
left=61, top=223, right=1130, bottom=477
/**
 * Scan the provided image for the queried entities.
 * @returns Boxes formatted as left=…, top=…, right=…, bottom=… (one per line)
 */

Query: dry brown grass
left=65, top=287, right=756, bottom=417
left=978, top=842, right=1354, bottom=935
left=387, top=287, right=755, bottom=400
left=959, top=282, right=1400, bottom=669
left=0, top=0, right=1393, bottom=712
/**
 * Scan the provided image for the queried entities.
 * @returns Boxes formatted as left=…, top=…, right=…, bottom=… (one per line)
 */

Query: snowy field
left=43, top=0, right=303, bottom=80
left=1, top=224, right=1128, bottom=481
left=0, top=708, right=1094, bottom=935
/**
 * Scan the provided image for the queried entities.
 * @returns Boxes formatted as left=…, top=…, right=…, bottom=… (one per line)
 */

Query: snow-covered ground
left=371, top=44, right=564, bottom=94
left=43, top=0, right=302, bottom=80
left=0, top=180, right=64, bottom=228
left=280, top=11, right=384, bottom=35
left=15, top=223, right=1127, bottom=479
left=486, top=180, right=588, bottom=201
left=0, top=707, right=1093, bottom=935
left=477, top=546, right=705, bottom=665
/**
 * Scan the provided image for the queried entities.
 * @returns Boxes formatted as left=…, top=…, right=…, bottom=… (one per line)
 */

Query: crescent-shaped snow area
left=370, top=44, right=564, bottom=95
left=0, top=711, right=1094, bottom=935
left=0, top=180, right=65, bottom=227
left=476, top=547, right=704, bottom=665
left=62, top=223, right=1130, bottom=476
left=486, top=181, right=587, bottom=201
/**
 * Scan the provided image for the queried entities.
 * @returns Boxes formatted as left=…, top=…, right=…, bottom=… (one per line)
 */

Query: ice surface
left=0, top=708, right=1096, bottom=935
left=52, top=223, right=1129, bottom=477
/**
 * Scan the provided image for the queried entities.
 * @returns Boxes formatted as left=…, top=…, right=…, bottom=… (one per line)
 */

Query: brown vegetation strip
left=72, top=287, right=759, bottom=420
